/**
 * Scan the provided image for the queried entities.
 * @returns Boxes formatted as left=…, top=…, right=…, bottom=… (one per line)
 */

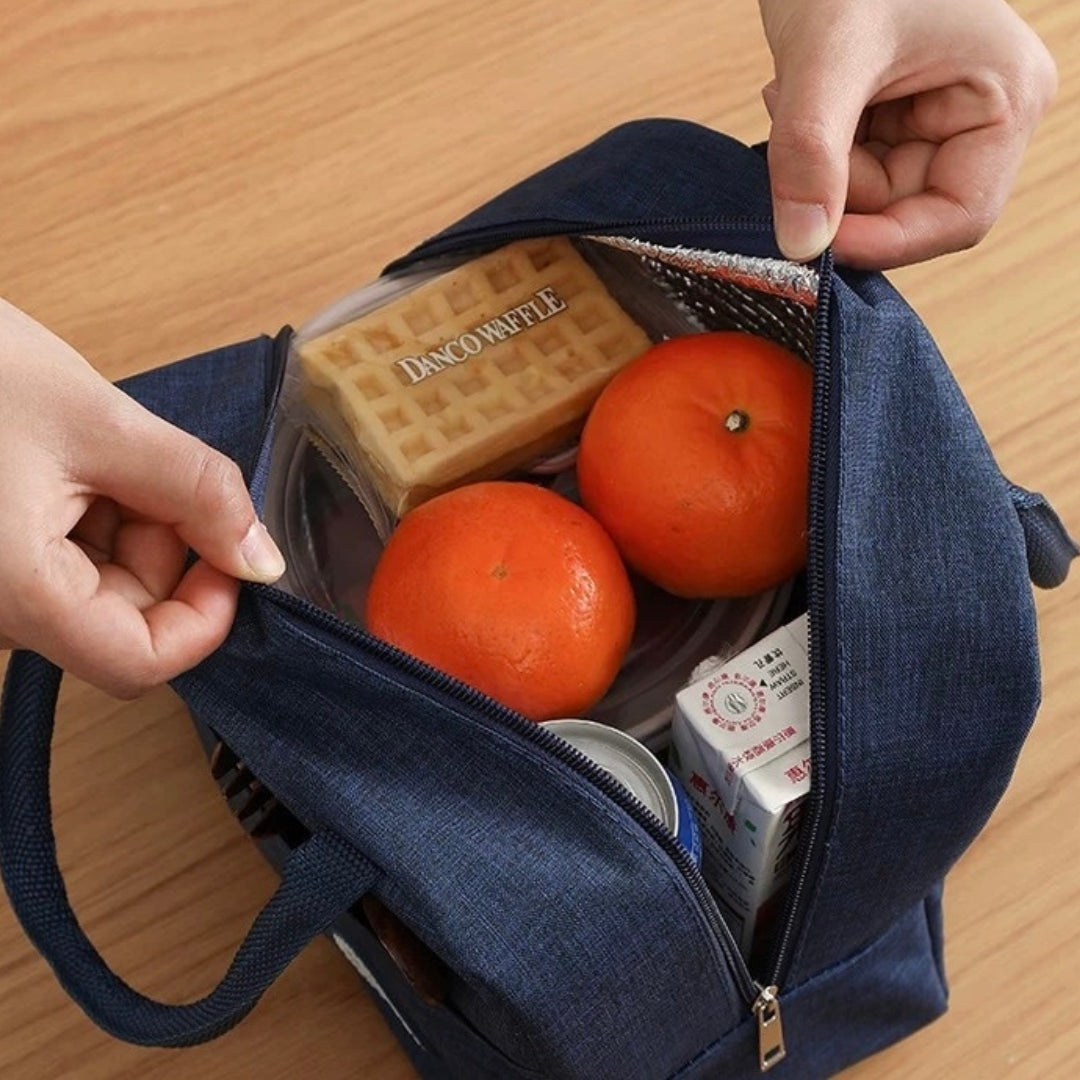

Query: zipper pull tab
left=752, top=985, right=786, bottom=1071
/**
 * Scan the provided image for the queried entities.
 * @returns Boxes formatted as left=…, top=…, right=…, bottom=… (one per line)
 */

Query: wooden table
left=0, top=3, right=1076, bottom=1077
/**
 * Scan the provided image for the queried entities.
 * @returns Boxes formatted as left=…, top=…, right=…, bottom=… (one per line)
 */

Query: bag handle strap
left=1007, top=481, right=1078, bottom=589
left=0, top=651, right=379, bottom=1047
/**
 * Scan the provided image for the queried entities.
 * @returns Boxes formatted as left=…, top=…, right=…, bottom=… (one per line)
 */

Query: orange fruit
left=365, top=481, right=636, bottom=721
left=576, top=331, right=813, bottom=598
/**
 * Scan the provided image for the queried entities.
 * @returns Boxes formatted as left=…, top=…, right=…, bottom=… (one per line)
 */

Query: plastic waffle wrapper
left=291, top=237, right=655, bottom=524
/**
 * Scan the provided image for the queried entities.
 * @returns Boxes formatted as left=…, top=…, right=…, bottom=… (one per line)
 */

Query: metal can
left=666, top=768, right=703, bottom=869
left=545, top=718, right=701, bottom=866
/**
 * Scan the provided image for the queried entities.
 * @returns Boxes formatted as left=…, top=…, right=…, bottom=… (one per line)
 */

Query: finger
left=94, top=520, right=189, bottom=609
left=862, top=97, right=928, bottom=149
left=871, top=80, right=1011, bottom=147
left=764, top=42, right=881, bottom=261
left=833, top=125, right=1021, bottom=269
left=112, top=519, right=190, bottom=600
left=69, top=506, right=189, bottom=609
left=761, top=79, right=779, bottom=119
left=22, top=557, right=240, bottom=698
left=138, top=561, right=241, bottom=688
left=74, top=390, right=285, bottom=584
left=846, top=139, right=938, bottom=215
left=69, top=497, right=122, bottom=561
left=832, top=199, right=967, bottom=271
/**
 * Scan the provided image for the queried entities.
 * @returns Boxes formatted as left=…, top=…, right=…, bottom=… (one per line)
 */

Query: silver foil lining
left=586, top=235, right=819, bottom=307
left=587, top=235, right=819, bottom=364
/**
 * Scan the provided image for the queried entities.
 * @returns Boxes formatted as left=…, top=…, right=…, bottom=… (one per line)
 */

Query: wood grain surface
left=0, top=2, right=1076, bottom=1077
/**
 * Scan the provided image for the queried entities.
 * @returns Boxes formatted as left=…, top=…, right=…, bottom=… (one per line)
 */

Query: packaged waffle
left=284, top=236, right=675, bottom=531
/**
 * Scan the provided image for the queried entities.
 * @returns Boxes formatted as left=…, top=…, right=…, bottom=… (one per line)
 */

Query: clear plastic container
left=263, top=233, right=816, bottom=746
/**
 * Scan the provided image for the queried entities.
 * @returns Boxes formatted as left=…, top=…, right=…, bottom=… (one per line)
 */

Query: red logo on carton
left=701, top=671, right=767, bottom=732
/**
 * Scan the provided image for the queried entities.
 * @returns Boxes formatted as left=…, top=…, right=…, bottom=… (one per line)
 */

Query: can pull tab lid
left=753, top=985, right=787, bottom=1072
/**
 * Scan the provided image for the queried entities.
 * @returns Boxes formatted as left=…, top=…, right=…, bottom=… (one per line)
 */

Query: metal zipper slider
left=752, top=985, right=786, bottom=1071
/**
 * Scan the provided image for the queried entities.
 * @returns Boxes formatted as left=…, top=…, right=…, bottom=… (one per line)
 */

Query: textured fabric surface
left=385, top=119, right=784, bottom=271
left=303, top=853, right=947, bottom=1080
left=781, top=269, right=1046, bottom=981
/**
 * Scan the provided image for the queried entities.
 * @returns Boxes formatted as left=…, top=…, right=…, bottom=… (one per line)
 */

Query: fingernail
left=775, top=200, right=832, bottom=263
left=240, top=521, right=287, bottom=582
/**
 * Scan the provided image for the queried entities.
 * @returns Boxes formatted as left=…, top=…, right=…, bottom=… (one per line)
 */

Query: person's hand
left=757, top=0, right=1058, bottom=269
left=0, top=298, right=286, bottom=697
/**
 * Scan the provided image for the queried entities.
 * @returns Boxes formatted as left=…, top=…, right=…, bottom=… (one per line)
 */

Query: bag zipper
left=258, top=583, right=786, bottom=1059
left=765, top=251, right=837, bottom=995
left=270, top=220, right=840, bottom=1071
left=388, top=216, right=777, bottom=272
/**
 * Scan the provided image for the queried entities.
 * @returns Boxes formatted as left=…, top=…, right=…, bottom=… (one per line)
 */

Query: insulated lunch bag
left=1, top=119, right=1076, bottom=1079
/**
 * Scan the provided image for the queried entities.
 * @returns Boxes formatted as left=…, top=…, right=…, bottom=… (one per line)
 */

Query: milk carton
left=670, top=614, right=810, bottom=961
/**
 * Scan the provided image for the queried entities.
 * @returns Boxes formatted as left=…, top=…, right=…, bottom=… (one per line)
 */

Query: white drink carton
left=670, top=613, right=810, bottom=960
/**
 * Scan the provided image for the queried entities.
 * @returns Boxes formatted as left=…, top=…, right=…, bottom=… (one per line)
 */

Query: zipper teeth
left=397, top=216, right=776, bottom=266
left=768, top=250, right=837, bottom=985
left=256, top=582, right=760, bottom=1003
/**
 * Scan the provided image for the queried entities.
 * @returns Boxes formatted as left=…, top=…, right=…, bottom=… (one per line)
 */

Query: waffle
left=297, top=237, right=651, bottom=517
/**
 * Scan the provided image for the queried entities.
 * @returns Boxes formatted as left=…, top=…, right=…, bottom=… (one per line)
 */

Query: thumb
left=78, top=390, right=286, bottom=584
left=763, top=42, right=877, bottom=262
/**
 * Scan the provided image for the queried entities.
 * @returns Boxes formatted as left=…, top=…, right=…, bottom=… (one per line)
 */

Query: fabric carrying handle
left=1007, top=482, right=1079, bottom=589
left=0, top=650, right=379, bottom=1047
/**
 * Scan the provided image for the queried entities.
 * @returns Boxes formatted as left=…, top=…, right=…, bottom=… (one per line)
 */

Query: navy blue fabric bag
left=2, top=119, right=1076, bottom=1079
